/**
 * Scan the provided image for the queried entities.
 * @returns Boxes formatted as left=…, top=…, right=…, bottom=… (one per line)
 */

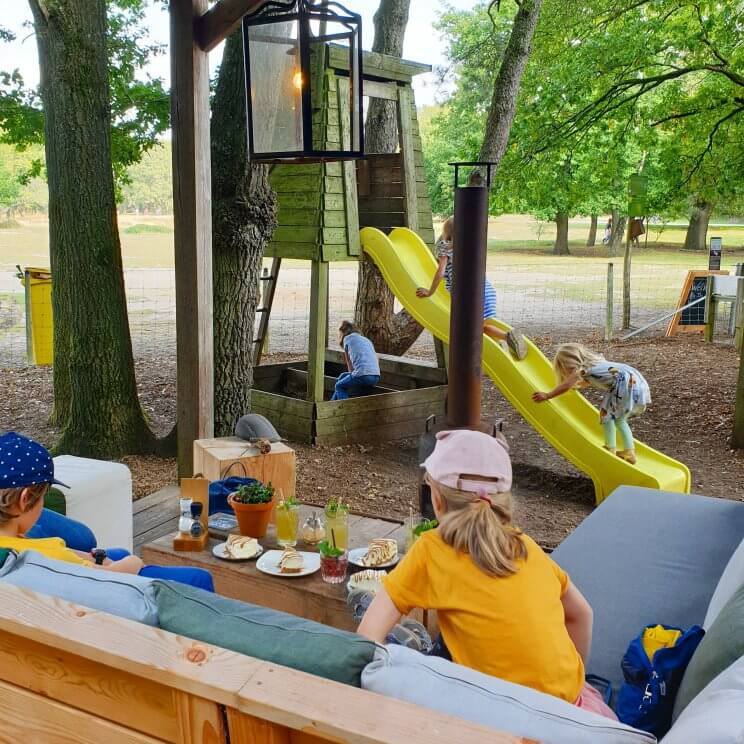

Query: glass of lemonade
left=324, top=498, right=349, bottom=551
left=275, top=499, right=299, bottom=547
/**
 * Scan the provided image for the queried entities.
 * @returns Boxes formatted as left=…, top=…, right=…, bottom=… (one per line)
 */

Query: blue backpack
left=616, top=623, right=704, bottom=737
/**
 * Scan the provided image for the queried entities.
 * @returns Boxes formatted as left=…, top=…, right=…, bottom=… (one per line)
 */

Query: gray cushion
left=362, top=645, right=655, bottom=744
left=0, top=550, right=158, bottom=625
left=662, top=654, right=744, bottom=744
left=703, top=536, right=744, bottom=628
left=153, top=580, right=376, bottom=687
left=552, top=486, right=744, bottom=690
left=673, top=581, right=744, bottom=718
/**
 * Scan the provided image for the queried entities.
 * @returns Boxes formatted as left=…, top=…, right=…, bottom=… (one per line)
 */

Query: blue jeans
left=331, top=372, right=380, bottom=400
left=31, top=510, right=214, bottom=592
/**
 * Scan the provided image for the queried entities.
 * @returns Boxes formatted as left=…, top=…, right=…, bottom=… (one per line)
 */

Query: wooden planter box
left=250, top=351, right=447, bottom=446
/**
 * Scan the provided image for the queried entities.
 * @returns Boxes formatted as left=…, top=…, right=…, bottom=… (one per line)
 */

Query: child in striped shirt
left=416, top=217, right=526, bottom=360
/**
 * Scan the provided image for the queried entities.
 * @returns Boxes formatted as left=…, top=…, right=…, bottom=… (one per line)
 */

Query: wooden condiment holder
left=173, top=475, right=210, bottom=552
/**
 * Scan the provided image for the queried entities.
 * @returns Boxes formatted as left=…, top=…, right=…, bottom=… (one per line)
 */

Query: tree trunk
left=211, top=32, right=277, bottom=437
left=354, top=0, right=423, bottom=356
left=586, top=214, right=598, bottom=247
left=553, top=213, right=570, bottom=255
left=608, top=209, right=626, bottom=257
left=683, top=199, right=713, bottom=251
left=479, top=0, right=544, bottom=169
left=28, top=0, right=155, bottom=457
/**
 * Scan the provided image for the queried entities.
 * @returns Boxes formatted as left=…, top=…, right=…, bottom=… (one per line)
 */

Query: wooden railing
left=0, top=583, right=536, bottom=743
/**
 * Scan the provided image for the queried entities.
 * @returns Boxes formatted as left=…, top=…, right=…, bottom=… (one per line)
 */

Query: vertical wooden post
left=397, top=86, right=419, bottom=233
left=733, top=338, right=744, bottom=449
left=622, top=220, right=632, bottom=329
left=171, top=0, right=214, bottom=476
left=604, top=262, right=614, bottom=342
left=704, top=274, right=716, bottom=343
left=308, top=260, right=329, bottom=403
left=735, top=269, right=744, bottom=353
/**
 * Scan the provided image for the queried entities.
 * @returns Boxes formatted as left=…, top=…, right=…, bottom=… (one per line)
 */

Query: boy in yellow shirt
left=0, top=432, right=213, bottom=590
left=358, top=429, right=616, bottom=719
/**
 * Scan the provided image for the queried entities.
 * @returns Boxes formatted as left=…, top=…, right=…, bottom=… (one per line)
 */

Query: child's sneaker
left=347, top=589, right=375, bottom=624
left=617, top=449, right=637, bottom=465
left=386, top=620, right=433, bottom=653
left=506, top=330, right=527, bottom=360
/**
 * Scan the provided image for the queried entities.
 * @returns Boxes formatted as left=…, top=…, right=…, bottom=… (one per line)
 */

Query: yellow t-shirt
left=382, top=530, right=584, bottom=702
left=0, top=536, right=92, bottom=567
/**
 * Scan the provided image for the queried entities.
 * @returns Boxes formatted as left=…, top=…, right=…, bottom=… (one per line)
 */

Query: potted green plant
left=228, top=481, right=275, bottom=538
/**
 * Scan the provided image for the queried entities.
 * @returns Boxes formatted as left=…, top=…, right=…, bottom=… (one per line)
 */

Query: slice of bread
left=362, top=538, right=398, bottom=567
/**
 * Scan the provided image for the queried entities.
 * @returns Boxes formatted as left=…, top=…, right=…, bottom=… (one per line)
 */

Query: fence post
left=704, top=274, right=716, bottom=343
left=735, top=264, right=744, bottom=353
left=605, top=262, right=614, bottom=342
left=260, top=266, right=270, bottom=355
left=622, top=223, right=632, bottom=329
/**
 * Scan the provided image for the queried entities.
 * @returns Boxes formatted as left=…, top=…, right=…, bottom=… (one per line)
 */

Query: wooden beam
left=195, top=0, right=266, bottom=53
left=397, top=86, right=419, bottom=234
left=171, top=0, right=214, bottom=477
left=307, top=261, right=330, bottom=402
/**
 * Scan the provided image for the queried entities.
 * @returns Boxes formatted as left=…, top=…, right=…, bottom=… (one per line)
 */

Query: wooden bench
left=0, top=583, right=535, bottom=743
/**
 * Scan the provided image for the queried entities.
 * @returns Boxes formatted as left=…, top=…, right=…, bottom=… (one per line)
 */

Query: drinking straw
left=331, top=529, right=337, bottom=550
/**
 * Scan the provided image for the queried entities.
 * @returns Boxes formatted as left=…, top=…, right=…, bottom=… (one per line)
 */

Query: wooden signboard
left=666, top=269, right=728, bottom=336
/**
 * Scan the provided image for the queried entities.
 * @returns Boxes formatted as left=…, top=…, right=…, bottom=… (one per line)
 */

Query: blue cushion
left=0, top=550, right=159, bottom=625
left=552, top=487, right=744, bottom=690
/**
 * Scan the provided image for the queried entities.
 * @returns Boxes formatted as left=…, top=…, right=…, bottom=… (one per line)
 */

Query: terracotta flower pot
left=228, top=493, right=274, bottom=538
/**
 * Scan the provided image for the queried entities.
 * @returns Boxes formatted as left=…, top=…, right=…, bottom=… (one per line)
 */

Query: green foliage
left=324, top=497, right=349, bottom=519
left=119, top=143, right=172, bottom=212
left=412, top=518, right=438, bottom=536
left=424, top=0, right=744, bottom=224
left=0, top=1, right=169, bottom=193
left=122, top=222, right=172, bottom=234
left=232, top=482, right=274, bottom=505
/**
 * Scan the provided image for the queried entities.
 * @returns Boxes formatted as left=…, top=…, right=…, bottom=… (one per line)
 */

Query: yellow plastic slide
left=361, top=226, right=691, bottom=504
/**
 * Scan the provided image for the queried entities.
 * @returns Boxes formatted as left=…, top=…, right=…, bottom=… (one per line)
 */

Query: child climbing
left=357, top=429, right=616, bottom=719
left=415, top=217, right=527, bottom=360
left=532, top=343, right=651, bottom=465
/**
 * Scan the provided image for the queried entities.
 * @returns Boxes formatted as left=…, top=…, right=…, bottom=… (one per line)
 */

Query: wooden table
left=141, top=507, right=409, bottom=633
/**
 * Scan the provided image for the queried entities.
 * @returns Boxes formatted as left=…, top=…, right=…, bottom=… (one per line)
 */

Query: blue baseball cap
left=0, top=432, right=69, bottom=489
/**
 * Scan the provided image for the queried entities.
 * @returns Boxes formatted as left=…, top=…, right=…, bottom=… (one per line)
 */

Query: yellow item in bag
left=641, top=624, right=682, bottom=661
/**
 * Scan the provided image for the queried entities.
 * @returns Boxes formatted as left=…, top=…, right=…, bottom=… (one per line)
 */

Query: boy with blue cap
left=0, top=432, right=213, bottom=590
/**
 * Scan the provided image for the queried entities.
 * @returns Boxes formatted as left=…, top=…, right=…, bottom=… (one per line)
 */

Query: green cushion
left=44, top=487, right=66, bottom=515
left=674, top=581, right=744, bottom=719
left=0, top=549, right=10, bottom=567
left=153, top=581, right=376, bottom=687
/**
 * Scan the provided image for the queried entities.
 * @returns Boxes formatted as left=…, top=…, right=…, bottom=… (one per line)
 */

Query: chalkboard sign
left=679, top=276, right=708, bottom=325
left=667, top=270, right=728, bottom=336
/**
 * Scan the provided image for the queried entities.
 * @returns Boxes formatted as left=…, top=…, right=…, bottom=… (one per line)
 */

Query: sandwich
left=362, top=538, right=398, bottom=567
left=225, top=534, right=259, bottom=559
left=279, top=547, right=304, bottom=574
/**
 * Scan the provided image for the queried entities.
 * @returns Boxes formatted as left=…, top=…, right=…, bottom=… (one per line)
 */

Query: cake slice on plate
left=279, top=547, right=304, bottom=574
left=225, top=534, right=259, bottom=559
left=362, top=538, right=398, bottom=567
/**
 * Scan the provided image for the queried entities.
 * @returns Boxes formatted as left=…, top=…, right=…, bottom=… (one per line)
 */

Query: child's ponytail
left=433, top=480, right=527, bottom=577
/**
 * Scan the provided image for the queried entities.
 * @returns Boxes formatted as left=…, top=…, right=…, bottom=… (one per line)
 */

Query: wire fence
left=0, top=258, right=740, bottom=368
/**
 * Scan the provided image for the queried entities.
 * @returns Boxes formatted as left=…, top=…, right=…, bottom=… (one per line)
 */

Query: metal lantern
left=242, top=0, right=364, bottom=162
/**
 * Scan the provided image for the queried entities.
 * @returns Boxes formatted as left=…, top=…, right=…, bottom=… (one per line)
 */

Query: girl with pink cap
left=357, top=429, right=616, bottom=719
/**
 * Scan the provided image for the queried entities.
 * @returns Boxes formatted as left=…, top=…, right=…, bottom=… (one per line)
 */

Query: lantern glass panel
left=246, top=19, right=304, bottom=155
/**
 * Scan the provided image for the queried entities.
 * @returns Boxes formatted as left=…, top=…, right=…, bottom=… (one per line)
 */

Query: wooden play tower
left=249, top=46, right=447, bottom=445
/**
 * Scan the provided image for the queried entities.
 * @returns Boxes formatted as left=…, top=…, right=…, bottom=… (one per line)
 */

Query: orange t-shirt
left=382, top=530, right=584, bottom=702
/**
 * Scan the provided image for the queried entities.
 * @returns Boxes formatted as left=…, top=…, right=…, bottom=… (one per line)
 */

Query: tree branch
left=683, top=105, right=744, bottom=184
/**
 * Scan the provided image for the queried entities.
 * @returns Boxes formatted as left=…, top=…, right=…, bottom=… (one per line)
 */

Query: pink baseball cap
left=422, top=429, right=512, bottom=494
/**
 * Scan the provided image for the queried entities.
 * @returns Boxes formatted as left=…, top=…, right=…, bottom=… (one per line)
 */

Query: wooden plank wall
left=0, top=584, right=532, bottom=744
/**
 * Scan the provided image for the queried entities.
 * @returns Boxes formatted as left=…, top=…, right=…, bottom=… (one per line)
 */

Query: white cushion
left=704, top=536, right=744, bottom=629
left=53, top=455, right=133, bottom=550
left=362, top=645, right=655, bottom=744
left=661, top=654, right=744, bottom=743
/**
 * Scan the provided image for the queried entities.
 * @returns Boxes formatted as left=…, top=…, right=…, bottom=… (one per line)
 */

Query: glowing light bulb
left=292, top=71, right=303, bottom=90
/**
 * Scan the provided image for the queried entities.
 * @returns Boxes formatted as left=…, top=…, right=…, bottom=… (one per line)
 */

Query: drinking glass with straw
left=319, top=528, right=348, bottom=584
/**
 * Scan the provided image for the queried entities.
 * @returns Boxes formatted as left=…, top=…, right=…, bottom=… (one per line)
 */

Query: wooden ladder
left=253, top=257, right=281, bottom=366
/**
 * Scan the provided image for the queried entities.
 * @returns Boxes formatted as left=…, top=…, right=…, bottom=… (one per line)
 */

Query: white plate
left=212, top=541, right=264, bottom=562
left=347, top=569, right=387, bottom=594
left=256, top=550, right=321, bottom=578
left=348, top=546, right=400, bottom=569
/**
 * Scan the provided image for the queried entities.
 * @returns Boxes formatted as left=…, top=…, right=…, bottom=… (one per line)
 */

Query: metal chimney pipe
left=447, top=165, right=492, bottom=429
